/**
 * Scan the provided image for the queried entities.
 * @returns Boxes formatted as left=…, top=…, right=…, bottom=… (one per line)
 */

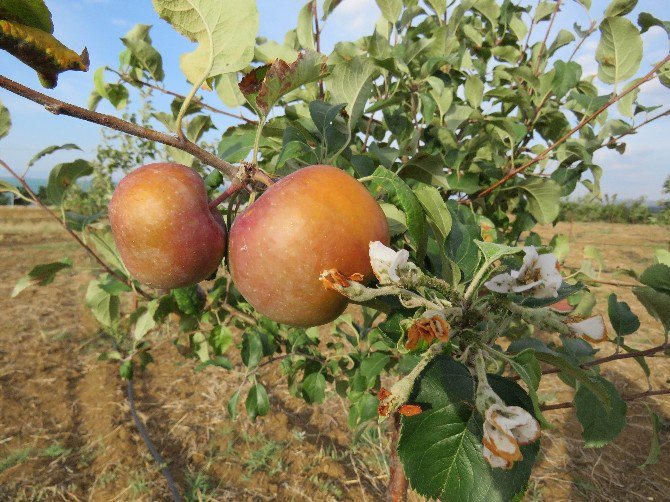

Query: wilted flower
left=369, top=241, right=416, bottom=285
left=485, top=246, right=562, bottom=299
left=482, top=403, right=540, bottom=469
left=567, top=315, right=607, bottom=343
left=405, top=313, right=450, bottom=350
left=319, top=269, right=364, bottom=291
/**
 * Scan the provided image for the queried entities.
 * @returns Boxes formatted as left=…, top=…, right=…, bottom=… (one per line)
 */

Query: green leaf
left=368, top=166, right=427, bottom=258
left=28, top=143, right=81, bottom=167
left=464, top=74, right=484, bottom=108
left=133, top=300, right=158, bottom=341
left=152, top=0, right=258, bottom=84
left=413, top=184, right=452, bottom=244
left=640, top=263, right=670, bottom=295
left=639, top=406, right=661, bottom=469
left=0, top=98, right=10, bottom=140
left=241, top=332, right=263, bottom=368
left=507, top=350, right=550, bottom=428
left=209, top=325, right=233, bottom=356
left=121, top=25, right=164, bottom=81
left=215, top=72, right=245, bottom=107
left=655, top=249, right=670, bottom=266
left=534, top=1, right=557, bottom=22
left=322, top=0, right=343, bottom=19
left=329, top=57, right=376, bottom=130
left=575, top=376, right=627, bottom=447
left=398, top=357, right=538, bottom=502
left=246, top=382, right=270, bottom=420
left=46, top=159, right=93, bottom=205
left=535, top=352, right=611, bottom=407
left=297, top=1, right=315, bottom=50
left=0, top=180, right=32, bottom=202
left=227, top=389, right=241, bottom=419
left=360, top=352, right=390, bottom=381
left=218, top=125, right=257, bottom=163
left=517, top=178, right=561, bottom=224
left=596, top=17, right=643, bottom=84
left=119, top=360, right=133, bottom=380
left=607, top=293, right=640, bottom=337
left=474, top=240, right=519, bottom=264
left=472, top=0, right=501, bottom=27
left=0, top=0, right=54, bottom=33
left=445, top=214, right=481, bottom=280
left=604, top=0, right=638, bottom=17
left=633, top=287, right=670, bottom=332
left=375, top=0, right=402, bottom=23
left=12, top=258, right=72, bottom=297
left=426, top=0, right=446, bottom=16
left=552, top=61, right=582, bottom=99
left=638, top=12, right=670, bottom=39
left=85, top=277, right=120, bottom=329
left=302, top=371, right=326, bottom=404
left=0, top=19, right=89, bottom=88
left=240, top=50, right=328, bottom=116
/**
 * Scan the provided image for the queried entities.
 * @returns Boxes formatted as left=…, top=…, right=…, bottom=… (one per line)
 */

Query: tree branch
left=0, top=158, right=152, bottom=300
left=388, top=412, right=408, bottom=502
left=470, top=55, right=670, bottom=201
left=540, top=343, right=670, bottom=377
left=106, top=68, right=256, bottom=124
left=0, top=75, right=239, bottom=179
left=542, top=388, right=670, bottom=411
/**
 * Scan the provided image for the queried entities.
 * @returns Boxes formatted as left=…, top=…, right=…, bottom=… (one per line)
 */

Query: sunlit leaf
left=152, top=0, right=258, bottom=84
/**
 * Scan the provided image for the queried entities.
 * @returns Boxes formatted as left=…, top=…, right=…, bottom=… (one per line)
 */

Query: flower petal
left=485, top=273, right=517, bottom=293
left=568, top=315, right=608, bottom=343
left=483, top=444, right=512, bottom=469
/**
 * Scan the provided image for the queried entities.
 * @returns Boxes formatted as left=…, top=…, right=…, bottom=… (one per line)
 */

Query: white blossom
left=482, top=403, right=541, bottom=469
left=485, top=246, right=562, bottom=299
left=369, top=241, right=411, bottom=284
left=567, top=315, right=608, bottom=343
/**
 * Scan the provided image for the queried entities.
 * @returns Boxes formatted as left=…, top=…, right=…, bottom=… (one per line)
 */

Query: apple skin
left=228, top=165, right=390, bottom=327
left=109, top=163, right=226, bottom=289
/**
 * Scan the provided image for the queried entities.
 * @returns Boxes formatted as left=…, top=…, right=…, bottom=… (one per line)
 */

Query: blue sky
left=0, top=0, right=669, bottom=199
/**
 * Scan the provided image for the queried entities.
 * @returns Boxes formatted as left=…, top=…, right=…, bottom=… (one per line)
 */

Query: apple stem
left=209, top=182, right=246, bottom=209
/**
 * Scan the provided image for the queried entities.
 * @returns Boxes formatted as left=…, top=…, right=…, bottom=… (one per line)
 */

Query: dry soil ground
left=0, top=206, right=669, bottom=501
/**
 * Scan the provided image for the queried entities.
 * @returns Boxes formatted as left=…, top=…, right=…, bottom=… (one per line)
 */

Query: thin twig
left=471, top=55, right=670, bottom=201
left=542, top=388, right=670, bottom=411
left=126, top=380, right=182, bottom=501
left=208, top=181, right=246, bottom=209
left=533, top=0, right=562, bottom=76
left=600, top=108, right=670, bottom=150
left=540, top=343, right=670, bottom=377
left=312, top=0, right=325, bottom=99
left=0, top=75, right=239, bottom=179
left=567, top=20, right=598, bottom=63
left=106, top=68, right=256, bottom=124
left=0, top=158, right=152, bottom=300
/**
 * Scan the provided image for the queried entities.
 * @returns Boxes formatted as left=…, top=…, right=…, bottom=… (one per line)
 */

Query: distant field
left=0, top=207, right=669, bottom=501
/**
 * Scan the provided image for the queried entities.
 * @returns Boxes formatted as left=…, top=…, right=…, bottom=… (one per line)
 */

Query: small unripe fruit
left=109, top=163, right=226, bottom=289
left=228, top=165, right=389, bottom=327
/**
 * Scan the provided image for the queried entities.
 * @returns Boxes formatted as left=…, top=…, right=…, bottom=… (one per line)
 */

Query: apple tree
left=2, top=0, right=670, bottom=500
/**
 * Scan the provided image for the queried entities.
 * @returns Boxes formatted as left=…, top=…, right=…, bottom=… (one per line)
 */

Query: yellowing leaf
left=0, top=20, right=88, bottom=88
left=0, top=0, right=52, bottom=33
left=152, top=0, right=258, bottom=85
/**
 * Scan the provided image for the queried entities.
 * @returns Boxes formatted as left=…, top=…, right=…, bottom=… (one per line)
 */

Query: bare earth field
left=0, top=206, right=669, bottom=501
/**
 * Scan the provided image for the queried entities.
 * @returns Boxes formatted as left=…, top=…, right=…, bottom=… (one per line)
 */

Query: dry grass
left=0, top=208, right=669, bottom=501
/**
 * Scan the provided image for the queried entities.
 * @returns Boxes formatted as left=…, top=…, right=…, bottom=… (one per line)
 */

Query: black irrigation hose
left=126, top=379, right=183, bottom=502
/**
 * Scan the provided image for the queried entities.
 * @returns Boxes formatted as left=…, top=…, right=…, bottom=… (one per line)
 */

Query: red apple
left=228, top=165, right=389, bottom=327
left=109, top=163, right=226, bottom=289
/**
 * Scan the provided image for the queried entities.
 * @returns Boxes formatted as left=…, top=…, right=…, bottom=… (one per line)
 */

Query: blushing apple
left=109, top=163, right=226, bottom=289
left=228, top=165, right=389, bottom=327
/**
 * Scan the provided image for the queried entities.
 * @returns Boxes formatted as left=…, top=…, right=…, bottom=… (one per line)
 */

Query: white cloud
left=325, top=0, right=380, bottom=41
